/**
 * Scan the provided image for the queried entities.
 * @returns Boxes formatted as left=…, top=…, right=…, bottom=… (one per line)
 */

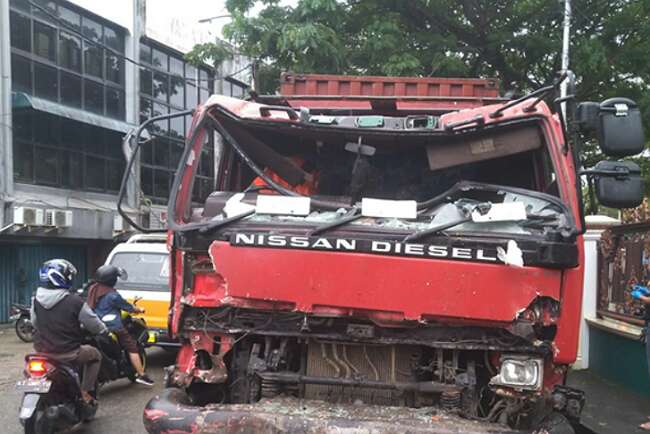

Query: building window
left=139, top=40, right=222, bottom=205
left=12, top=112, right=125, bottom=193
left=9, top=2, right=126, bottom=120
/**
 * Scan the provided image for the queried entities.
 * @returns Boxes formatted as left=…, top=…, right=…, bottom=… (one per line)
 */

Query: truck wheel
left=536, top=412, right=575, bottom=434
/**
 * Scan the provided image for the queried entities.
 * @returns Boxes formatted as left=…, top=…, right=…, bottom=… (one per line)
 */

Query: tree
left=188, top=0, right=650, bottom=204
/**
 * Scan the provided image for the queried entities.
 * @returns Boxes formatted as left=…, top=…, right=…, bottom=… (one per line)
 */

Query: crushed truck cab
left=123, top=74, right=645, bottom=433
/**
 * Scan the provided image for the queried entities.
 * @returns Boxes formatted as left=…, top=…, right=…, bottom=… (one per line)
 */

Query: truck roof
left=254, top=73, right=508, bottom=114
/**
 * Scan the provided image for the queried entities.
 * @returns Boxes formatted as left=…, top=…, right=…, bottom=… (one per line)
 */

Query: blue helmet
left=39, top=259, right=78, bottom=289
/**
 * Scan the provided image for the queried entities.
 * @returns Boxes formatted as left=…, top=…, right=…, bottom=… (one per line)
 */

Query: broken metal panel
left=143, top=389, right=522, bottom=434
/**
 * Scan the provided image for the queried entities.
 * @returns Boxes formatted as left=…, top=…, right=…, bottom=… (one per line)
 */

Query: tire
left=127, top=347, right=147, bottom=383
left=23, top=401, right=53, bottom=434
left=15, top=317, right=34, bottom=343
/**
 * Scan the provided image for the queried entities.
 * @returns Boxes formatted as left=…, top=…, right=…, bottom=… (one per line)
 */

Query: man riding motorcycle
left=30, top=259, right=107, bottom=405
left=87, top=265, right=154, bottom=386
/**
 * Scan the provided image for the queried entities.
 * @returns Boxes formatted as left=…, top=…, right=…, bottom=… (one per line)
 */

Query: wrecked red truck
left=118, top=73, right=645, bottom=433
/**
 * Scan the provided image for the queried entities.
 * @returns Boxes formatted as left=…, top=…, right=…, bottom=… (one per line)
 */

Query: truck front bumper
left=143, top=388, right=522, bottom=434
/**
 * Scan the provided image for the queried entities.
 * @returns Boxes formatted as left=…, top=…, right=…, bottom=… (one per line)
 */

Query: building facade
left=0, top=0, right=249, bottom=321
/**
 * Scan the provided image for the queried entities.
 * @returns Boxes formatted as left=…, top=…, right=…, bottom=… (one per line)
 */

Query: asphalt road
left=0, top=326, right=175, bottom=434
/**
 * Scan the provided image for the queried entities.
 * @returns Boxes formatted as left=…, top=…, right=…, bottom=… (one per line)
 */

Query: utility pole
left=560, top=0, right=571, bottom=118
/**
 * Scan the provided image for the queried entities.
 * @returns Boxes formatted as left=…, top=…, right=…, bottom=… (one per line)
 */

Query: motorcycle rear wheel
left=23, top=401, right=53, bottom=434
left=15, top=317, right=34, bottom=343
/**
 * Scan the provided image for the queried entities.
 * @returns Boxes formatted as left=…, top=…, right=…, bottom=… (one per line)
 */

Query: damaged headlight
left=490, top=355, right=543, bottom=390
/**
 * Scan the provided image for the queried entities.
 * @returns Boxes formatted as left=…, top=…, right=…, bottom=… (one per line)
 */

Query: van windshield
left=110, top=252, right=170, bottom=291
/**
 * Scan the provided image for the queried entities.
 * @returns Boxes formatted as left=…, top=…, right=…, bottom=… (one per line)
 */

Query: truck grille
left=305, top=341, right=421, bottom=406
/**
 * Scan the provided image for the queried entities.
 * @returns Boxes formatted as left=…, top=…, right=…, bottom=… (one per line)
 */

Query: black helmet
left=95, top=265, right=127, bottom=287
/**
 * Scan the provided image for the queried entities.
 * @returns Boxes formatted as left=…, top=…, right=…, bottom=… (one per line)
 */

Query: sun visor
left=426, top=126, right=543, bottom=171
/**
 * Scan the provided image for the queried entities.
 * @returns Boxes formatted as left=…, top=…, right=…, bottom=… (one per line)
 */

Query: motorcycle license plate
left=16, top=378, right=51, bottom=393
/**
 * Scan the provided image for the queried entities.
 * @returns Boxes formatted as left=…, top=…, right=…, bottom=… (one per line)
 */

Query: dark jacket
left=31, top=287, right=107, bottom=354
left=93, top=288, right=136, bottom=331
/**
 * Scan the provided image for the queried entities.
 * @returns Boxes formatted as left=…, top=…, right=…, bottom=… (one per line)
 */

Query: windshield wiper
left=198, top=209, right=256, bottom=235
left=403, top=202, right=491, bottom=242
left=309, top=208, right=362, bottom=236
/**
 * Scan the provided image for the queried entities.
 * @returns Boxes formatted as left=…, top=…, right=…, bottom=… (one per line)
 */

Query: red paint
left=208, top=242, right=562, bottom=324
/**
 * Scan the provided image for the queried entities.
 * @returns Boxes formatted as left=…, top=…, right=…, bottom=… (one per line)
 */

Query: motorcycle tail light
left=27, top=359, right=49, bottom=377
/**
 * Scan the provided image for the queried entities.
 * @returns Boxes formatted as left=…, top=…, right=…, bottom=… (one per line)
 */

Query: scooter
left=10, top=303, right=34, bottom=343
left=16, top=298, right=155, bottom=433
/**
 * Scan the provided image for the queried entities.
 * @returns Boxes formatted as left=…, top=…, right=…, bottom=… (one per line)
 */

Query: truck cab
left=125, top=74, right=645, bottom=433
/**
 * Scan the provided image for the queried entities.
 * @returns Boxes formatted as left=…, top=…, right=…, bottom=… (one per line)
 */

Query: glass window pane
left=169, top=56, right=184, bottom=77
left=33, top=21, right=57, bottom=61
left=154, top=169, right=170, bottom=199
left=232, top=84, right=245, bottom=98
left=60, top=71, right=81, bottom=108
left=153, top=71, right=169, bottom=102
left=61, top=119, right=85, bottom=149
left=199, top=68, right=208, bottom=83
left=81, top=17, right=102, bottom=42
left=11, top=54, right=32, bottom=94
left=154, top=138, right=171, bottom=168
left=199, top=88, right=210, bottom=104
left=140, top=67, right=152, bottom=95
left=106, top=87, right=124, bottom=120
left=85, top=155, right=106, bottom=189
left=59, top=31, right=81, bottom=72
left=34, top=62, right=58, bottom=100
left=13, top=141, right=34, bottom=181
left=12, top=112, right=32, bottom=141
left=152, top=103, right=168, bottom=134
left=141, top=140, right=154, bottom=165
left=32, top=0, right=56, bottom=23
left=170, top=116, right=184, bottom=140
left=140, top=97, right=152, bottom=123
left=169, top=75, right=184, bottom=108
left=105, top=52, right=123, bottom=84
left=34, top=145, right=58, bottom=184
left=84, top=43, right=103, bottom=78
left=10, top=0, right=30, bottom=13
left=105, top=131, right=123, bottom=158
left=107, top=160, right=124, bottom=192
left=33, top=112, right=59, bottom=144
left=170, top=141, right=184, bottom=167
left=84, top=79, right=103, bottom=114
left=141, top=166, right=154, bottom=196
left=186, top=83, right=197, bottom=109
left=62, top=151, right=82, bottom=189
left=58, top=6, right=80, bottom=32
left=84, top=125, right=104, bottom=154
left=104, top=26, right=123, bottom=53
left=10, top=11, right=30, bottom=52
left=139, top=43, right=151, bottom=64
left=185, top=64, right=197, bottom=80
left=152, top=48, right=168, bottom=70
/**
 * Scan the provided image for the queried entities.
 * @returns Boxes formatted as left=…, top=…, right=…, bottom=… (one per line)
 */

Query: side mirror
left=577, top=98, right=645, bottom=157
left=585, top=161, right=644, bottom=208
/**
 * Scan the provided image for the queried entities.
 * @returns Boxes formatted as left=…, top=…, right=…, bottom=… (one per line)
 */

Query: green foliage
left=184, top=42, right=232, bottom=70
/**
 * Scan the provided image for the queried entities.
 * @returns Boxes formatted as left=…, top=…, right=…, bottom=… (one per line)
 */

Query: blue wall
left=588, top=325, right=650, bottom=397
left=0, top=242, right=87, bottom=322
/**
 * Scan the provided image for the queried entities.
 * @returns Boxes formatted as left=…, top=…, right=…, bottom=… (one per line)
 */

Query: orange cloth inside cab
left=251, top=157, right=319, bottom=195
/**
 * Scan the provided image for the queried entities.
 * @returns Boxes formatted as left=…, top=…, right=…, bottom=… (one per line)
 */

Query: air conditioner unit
left=113, top=214, right=126, bottom=232
left=46, top=209, right=73, bottom=227
left=14, top=207, right=45, bottom=226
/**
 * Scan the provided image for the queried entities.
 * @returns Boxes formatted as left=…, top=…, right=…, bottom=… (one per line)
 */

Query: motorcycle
left=10, top=303, right=34, bottom=343
left=16, top=297, right=155, bottom=433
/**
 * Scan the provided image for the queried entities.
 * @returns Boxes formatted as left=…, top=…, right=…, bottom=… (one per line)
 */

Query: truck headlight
left=490, top=356, right=543, bottom=390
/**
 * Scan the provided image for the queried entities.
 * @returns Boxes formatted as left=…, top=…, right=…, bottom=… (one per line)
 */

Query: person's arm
left=111, top=291, right=142, bottom=313
left=29, top=298, right=37, bottom=330
left=639, top=294, right=650, bottom=305
left=79, top=302, right=108, bottom=335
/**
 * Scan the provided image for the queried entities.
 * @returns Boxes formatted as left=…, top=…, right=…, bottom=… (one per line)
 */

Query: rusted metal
left=143, top=388, right=523, bottom=434
left=280, top=73, right=500, bottom=98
